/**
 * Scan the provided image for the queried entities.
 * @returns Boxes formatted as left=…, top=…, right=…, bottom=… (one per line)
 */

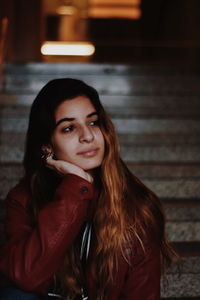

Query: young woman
left=0, top=78, right=177, bottom=299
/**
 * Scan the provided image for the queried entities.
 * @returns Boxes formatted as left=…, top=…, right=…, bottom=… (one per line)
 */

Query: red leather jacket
left=0, top=174, right=161, bottom=299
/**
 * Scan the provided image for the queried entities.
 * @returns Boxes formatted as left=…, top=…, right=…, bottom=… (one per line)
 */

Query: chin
left=81, top=160, right=102, bottom=171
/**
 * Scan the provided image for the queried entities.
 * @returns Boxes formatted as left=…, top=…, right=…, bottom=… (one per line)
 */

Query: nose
left=79, top=125, right=94, bottom=143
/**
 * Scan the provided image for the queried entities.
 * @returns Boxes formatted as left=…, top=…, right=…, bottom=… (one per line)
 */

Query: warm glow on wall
left=88, top=0, right=141, bottom=19
left=56, top=5, right=77, bottom=15
left=41, top=42, right=95, bottom=56
left=90, top=0, right=140, bottom=4
left=89, top=7, right=141, bottom=19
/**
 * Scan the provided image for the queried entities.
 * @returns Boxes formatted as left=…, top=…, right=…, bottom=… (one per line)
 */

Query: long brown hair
left=24, top=78, right=178, bottom=299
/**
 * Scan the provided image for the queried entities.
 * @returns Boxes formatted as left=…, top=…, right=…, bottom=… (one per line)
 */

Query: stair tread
left=4, top=62, right=200, bottom=74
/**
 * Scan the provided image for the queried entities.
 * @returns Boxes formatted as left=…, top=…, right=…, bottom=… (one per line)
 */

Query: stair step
left=3, top=63, right=200, bottom=96
left=4, top=63, right=200, bottom=76
left=0, top=132, right=26, bottom=148
left=161, top=242, right=200, bottom=298
left=107, top=107, right=200, bottom=118
left=128, top=163, right=200, bottom=178
left=161, top=273, right=200, bottom=298
left=114, top=119, right=200, bottom=134
left=143, top=178, right=200, bottom=198
left=0, top=164, right=23, bottom=200
left=166, top=221, right=200, bottom=242
left=164, top=202, right=200, bottom=221
left=121, top=145, right=200, bottom=162
left=101, top=95, right=200, bottom=109
left=119, top=134, right=200, bottom=145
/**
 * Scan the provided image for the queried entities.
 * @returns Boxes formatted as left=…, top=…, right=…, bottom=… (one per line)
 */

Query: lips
left=77, top=148, right=99, bottom=157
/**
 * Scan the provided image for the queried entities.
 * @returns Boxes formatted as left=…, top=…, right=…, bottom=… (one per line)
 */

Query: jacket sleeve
left=120, top=236, right=161, bottom=300
left=0, top=174, right=95, bottom=293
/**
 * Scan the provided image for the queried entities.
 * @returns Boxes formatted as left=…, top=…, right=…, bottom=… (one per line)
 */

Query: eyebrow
left=55, top=112, right=98, bottom=128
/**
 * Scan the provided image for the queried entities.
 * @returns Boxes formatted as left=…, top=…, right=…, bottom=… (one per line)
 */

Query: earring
left=41, top=151, right=46, bottom=159
left=46, top=152, right=53, bottom=160
left=41, top=151, right=53, bottom=160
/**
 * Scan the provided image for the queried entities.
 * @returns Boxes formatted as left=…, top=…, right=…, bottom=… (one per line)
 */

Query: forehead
left=54, top=95, right=95, bottom=119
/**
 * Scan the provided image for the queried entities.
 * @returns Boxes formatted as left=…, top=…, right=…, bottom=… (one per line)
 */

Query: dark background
left=0, top=0, right=200, bottom=65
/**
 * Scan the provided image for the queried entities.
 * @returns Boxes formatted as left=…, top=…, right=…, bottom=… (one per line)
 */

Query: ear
left=41, top=144, right=53, bottom=155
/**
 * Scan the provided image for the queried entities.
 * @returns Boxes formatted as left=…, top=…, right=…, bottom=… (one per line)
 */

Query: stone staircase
left=0, top=63, right=200, bottom=299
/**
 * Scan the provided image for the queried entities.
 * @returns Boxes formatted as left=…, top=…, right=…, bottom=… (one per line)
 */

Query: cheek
left=95, top=128, right=105, bottom=144
left=51, top=136, right=75, bottom=160
left=100, top=136, right=105, bottom=153
left=95, top=130, right=105, bottom=160
left=99, top=132, right=105, bottom=153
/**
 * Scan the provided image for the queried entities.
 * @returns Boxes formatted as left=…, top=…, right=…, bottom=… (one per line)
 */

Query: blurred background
left=1, top=0, right=200, bottom=65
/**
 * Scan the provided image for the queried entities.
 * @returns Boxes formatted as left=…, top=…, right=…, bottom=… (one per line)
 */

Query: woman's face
left=50, top=95, right=105, bottom=171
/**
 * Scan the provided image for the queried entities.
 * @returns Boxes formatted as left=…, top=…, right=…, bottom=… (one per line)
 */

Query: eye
left=62, top=125, right=75, bottom=133
left=89, top=120, right=99, bottom=126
